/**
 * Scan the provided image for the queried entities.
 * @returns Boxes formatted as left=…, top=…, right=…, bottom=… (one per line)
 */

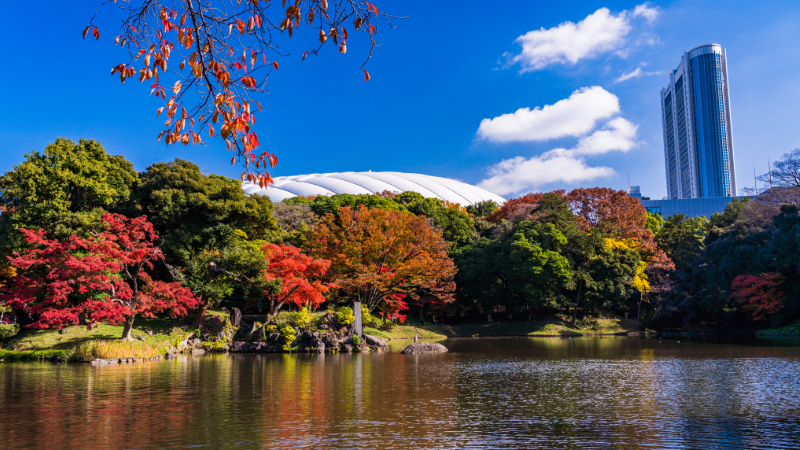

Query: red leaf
left=369, top=24, right=375, bottom=34
left=272, top=61, right=279, bottom=71
left=82, top=26, right=90, bottom=39
left=92, top=26, right=100, bottom=40
left=302, top=51, right=308, bottom=61
left=364, top=69, right=370, bottom=82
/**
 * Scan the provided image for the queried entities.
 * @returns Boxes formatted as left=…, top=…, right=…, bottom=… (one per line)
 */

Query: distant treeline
left=1, top=139, right=798, bottom=333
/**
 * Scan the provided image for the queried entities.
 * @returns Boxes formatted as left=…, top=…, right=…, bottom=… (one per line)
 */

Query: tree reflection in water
left=1, top=337, right=800, bottom=449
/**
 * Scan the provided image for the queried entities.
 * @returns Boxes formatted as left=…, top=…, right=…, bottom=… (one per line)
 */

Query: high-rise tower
left=660, top=44, right=736, bottom=199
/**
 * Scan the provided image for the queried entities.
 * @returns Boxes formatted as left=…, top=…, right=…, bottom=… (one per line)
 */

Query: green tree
left=657, top=214, right=708, bottom=272
left=646, top=212, right=664, bottom=236
left=456, top=193, right=581, bottom=315
left=180, top=226, right=269, bottom=316
left=131, top=159, right=278, bottom=267
left=404, top=197, right=475, bottom=249
left=759, top=205, right=800, bottom=319
left=310, top=194, right=406, bottom=216
left=466, top=200, right=500, bottom=218
left=0, top=138, right=138, bottom=253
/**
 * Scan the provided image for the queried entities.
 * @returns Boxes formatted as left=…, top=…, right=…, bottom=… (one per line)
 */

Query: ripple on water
left=0, top=337, right=799, bottom=449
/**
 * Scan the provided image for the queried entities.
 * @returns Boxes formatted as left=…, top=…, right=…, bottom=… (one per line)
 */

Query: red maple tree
left=262, top=243, right=334, bottom=316
left=1, top=214, right=201, bottom=339
left=730, top=273, right=785, bottom=321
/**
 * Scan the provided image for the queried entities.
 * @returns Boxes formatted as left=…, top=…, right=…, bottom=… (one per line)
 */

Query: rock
left=190, top=338, right=202, bottom=347
left=191, top=348, right=206, bottom=355
left=145, top=329, right=154, bottom=336
left=132, top=334, right=146, bottom=342
left=231, top=341, right=248, bottom=352
left=251, top=342, right=268, bottom=352
left=178, top=339, right=189, bottom=351
left=343, top=344, right=353, bottom=353
left=215, top=331, right=226, bottom=342
left=364, top=334, right=389, bottom=351
left=238, top=322, right=254, bottom=338
left=401, top=343, right=448, bottom=354
left=230, top=308, right=242, bottom=327
left=221, top=307, right=231, bottom=315
left=201, top=331, right=211, bottom=341
left=58, top=328, right=67, bottom=335
left=268, top=332, right=281, bottom=343
left=316, top=343, right=325, bottom=353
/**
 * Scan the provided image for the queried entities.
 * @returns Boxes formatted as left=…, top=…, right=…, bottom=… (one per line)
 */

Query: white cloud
left=477, top=117, right=639, bottom=196
left=613, top=67, right=663, bottom=83
left=477, top=154, right=614, bottom=196
left=571, top=117, right=638, bottom=155
left=632, top=3, right=659, bottom=24
left=476, top=86, right=619, bottom=143
left=508, top=4, right=659, bottom=72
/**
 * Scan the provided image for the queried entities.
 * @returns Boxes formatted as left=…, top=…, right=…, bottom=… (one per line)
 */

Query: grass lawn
left=1, top=317, right=194, bottom=354
left=367, top=318, right=648, bottom=340
left=756, top=321, right=800, bottom=337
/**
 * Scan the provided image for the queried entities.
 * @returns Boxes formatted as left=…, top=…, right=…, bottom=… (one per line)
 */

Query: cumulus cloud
left=477, top=154, right=614, bottom=196
left=508, top=4, right=659, bottom=72
left=613, top=67, right=663, bottom=83
left=571, top=117, right=638, bottom=155
left=477, top=117, right=640, bottom=196
left=476, top=86, right=619, bottom=143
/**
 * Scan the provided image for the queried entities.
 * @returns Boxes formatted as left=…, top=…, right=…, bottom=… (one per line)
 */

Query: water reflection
left=1, top=337, right=799, bottom=449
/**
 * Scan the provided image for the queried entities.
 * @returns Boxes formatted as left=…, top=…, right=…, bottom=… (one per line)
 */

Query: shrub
left=266, top=324, right=279, bottom=334
left=277, top=307, right=313, bottom=328
left=280, top=324, right=297, bottom=345
left=0, top=324, right=19, bottom=340
left=351, top=335, right=361, bottom=345
left=72, top=340, right=161, bottom=360
left=337, top=307, right=355, bottom=326
left=361, top=304, right=376, bottom=327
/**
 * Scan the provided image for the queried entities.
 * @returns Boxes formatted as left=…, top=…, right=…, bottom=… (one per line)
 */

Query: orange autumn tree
left=83, top=0, right=401, bottom=185
left=306, top=206, right=456, bottom=313
left=262, top=243, right=334, bottom=316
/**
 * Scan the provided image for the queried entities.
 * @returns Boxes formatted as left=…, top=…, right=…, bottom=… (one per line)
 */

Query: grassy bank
left=367, top=318, right=648, bottom=340
left=0, top=317, right=194, bottom=360
left=756, top=322, right=800, bottom=337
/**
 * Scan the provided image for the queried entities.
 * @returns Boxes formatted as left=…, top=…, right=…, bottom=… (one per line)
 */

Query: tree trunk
left=194, top=299, right=210, bottom=328
left=121, top=314, right=136, bottom=341
left=571, top=281, right=583, bottom=325
left=637, top=292, right=643, bottom=323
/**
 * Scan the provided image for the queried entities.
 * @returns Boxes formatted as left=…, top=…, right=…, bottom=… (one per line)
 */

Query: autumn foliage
left=730, top=273, right=785, bottom=321
left=306, top=206, right=456, bottom=313
left=83, top=0, right=398, bottom=186
left=0, top=214, right=200, bottom=338
left=490, top=188, right=673, bottom=270
left=262, top=243, right=334, bottom=315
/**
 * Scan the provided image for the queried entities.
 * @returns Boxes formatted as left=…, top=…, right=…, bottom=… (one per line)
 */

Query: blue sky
left=1, top=0, right=799, bottom=200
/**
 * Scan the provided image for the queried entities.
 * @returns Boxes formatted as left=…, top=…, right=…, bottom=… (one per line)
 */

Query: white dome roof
left=242, top=171, right=505, bottom=206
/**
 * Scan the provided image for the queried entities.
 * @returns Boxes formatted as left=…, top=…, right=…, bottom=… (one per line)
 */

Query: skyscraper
left=660, top=44, right=736, bottom=199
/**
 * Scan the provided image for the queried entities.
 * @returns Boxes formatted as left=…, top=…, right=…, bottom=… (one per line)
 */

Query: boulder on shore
left=401, top=343, right=448, bottom=354
left=364, top=334, right=389, bottom=352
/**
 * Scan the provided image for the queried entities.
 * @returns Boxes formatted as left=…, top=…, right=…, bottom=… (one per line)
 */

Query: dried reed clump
left=73, top=340, right=161, bottom=360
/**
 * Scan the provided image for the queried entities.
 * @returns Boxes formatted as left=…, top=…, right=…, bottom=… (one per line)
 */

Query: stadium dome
left=242, top=171, right=505, bottom=206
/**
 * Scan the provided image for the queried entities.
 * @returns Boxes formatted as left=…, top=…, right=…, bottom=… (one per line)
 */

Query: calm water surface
left=2, top=337, right=800, bottom=449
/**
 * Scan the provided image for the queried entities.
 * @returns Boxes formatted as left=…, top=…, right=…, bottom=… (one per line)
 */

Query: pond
left=2, top=337, right=800, bottom=449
